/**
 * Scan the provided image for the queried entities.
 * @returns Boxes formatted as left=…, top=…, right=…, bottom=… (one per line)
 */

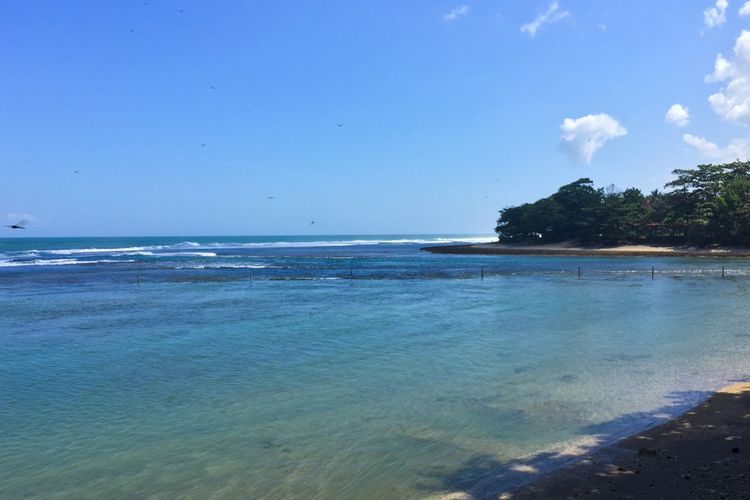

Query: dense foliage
left=495, top=161, right=750, bottom=246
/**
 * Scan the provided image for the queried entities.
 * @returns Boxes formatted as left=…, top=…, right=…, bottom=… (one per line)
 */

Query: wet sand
left=493, top=382, right=750, bottom=499
left=423, top=243, right=750, bottom=258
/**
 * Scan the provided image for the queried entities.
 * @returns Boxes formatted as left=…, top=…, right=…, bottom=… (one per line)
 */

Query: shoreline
left=455, top=382, right=750, bottom=499
left=423, top=242, right=750, bottom=258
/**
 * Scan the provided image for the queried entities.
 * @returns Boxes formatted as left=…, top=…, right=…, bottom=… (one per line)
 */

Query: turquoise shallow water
left=1, top=235, right=749, bottom=498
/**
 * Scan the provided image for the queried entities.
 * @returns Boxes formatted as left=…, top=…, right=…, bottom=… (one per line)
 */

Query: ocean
left=1, top=234, right=749, bottom=499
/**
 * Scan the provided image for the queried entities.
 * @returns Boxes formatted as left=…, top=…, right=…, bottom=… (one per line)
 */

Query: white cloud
left=559, top=113, right=627, bottom=164
left=704, top=0, right=728, bottom=28
left=665, top=104, right=691, bottom=127
left=683, top=133, right=750, bottom=161
left=706, top=30, right=750, bottom=125
left=740, top=1, right=750, bottom=15
left=443, top=5, right=470, bottom=22
left=521, top=1, right=569, bottom=38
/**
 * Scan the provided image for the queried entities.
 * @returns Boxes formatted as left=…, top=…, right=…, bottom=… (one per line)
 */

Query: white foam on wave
left=0, top=259, right=135, bottom=268
left=47, top=246, right=148, bottom=255
left=200, top=237, right=496, bottom=249
left=115, top=251, right=217, bottom=258
left=155, top=251, right=217, bottom=257
left=12, top=236, right=496, bottom=258
left=33, top=241, right=203, bottom=256
left=176, top=263, right=272, bottom=269
left=14, top=251, right=41, bottom=258
left=42, top=247, right=216, bottom=258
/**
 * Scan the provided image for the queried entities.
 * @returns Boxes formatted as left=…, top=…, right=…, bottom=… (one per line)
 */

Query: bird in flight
left=267, top=196, right=275, bottom=200
left=5, top=219, right=28, bottom=230
left=310, top=220, right=315, bottom=225
left=200, top=143, right=206, bottom=147
left=336, top=123, right=344, bottom=128
left=73, top=169, right=80, bottom=174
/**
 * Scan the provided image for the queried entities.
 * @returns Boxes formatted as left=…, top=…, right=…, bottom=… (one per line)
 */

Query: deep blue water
left=1, top=235, right=749, bottom=499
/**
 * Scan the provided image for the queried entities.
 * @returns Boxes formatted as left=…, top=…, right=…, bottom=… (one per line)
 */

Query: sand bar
left=423, top=242, right=750, bottom=258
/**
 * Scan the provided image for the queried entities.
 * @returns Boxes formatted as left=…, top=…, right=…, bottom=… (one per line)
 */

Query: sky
left=3, top=0, right=750, bottom=236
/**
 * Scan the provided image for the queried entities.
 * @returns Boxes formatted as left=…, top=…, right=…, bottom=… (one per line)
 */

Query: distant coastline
left=422, top=242, right=750, bottom=257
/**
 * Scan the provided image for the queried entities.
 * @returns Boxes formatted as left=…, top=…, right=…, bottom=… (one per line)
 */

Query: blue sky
left=2, top=0, right=750, bottom=236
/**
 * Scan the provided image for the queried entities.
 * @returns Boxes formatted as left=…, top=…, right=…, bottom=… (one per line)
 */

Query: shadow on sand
left=415, top=389, right=716, bottom=499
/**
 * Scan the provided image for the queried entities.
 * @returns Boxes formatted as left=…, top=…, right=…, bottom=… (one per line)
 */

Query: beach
left=499, top=382, right=750, bottom=499
left=423, top=242, right=750, bottom=258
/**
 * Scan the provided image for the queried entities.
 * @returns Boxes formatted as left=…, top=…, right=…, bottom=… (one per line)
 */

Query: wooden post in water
left=577, top=266, right=581, bottom=279
left=249, top=271, right=253, bottom=283
left=481, top=267, right=484, bottom=280
left=350, top=268, right=353, bottom=279
left=651, top=266, right=655, bottom=280
left=136, top=274, right=141, bottom=286
left=722, top=266, right=725, bottom=278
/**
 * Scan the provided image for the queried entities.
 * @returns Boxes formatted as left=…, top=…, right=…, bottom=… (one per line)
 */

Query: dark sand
left=423, top=243, right=750, bottom=258
left=495, top=382, right=750, bottom=499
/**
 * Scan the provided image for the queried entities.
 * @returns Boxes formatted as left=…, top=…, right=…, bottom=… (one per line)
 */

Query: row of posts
left=135, top=266, right=731, bottom=284
left=478, top=265, right=728, bottom=280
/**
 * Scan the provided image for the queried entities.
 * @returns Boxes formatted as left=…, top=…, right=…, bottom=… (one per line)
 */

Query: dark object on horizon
left=5, top=219, right=28, bottom=230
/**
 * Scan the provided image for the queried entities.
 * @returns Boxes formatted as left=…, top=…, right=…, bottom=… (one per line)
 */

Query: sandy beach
left=477, top=382, right=750, bottom=499
left=423, top=242, right=750, bottom=258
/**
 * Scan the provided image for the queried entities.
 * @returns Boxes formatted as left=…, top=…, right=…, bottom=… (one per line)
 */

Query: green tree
left=715, top=176, right=750, bottom=245
left=493, top=161, right=750, bottom=247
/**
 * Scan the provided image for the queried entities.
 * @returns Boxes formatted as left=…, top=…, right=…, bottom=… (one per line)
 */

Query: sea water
left=1, top=235, right=749, bottom=499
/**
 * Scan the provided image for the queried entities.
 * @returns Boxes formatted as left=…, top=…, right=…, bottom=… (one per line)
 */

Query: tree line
left=495, top=161, right=750, bottom=246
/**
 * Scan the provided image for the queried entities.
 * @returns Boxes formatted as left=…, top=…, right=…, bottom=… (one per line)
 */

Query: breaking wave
left=0, top=259, right=135, bottom=268
left=8, top=236, right=494, bottom=260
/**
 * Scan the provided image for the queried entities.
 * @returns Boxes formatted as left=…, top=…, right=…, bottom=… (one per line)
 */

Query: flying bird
left=266, top=196, right=275, bottom=200
left=5, top=219, right=28, bottom=230
left=73, top=170, right=80, bottom=174
left=200, top=143, right=206, bottom=147
left=310, top=220, right=315, bottom=225
left=336, top=123, right=344, bottom=128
